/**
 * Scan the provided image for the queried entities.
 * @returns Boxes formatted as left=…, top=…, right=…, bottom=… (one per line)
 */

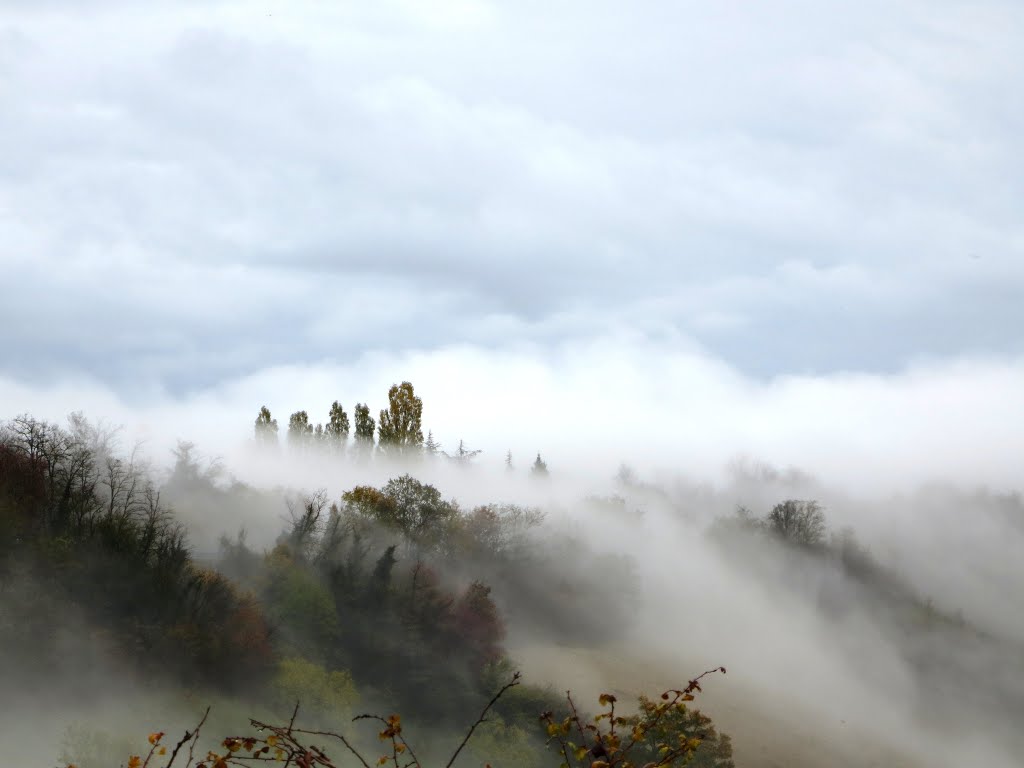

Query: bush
left=271, top=657, right=360, bottom=727
left=88, top=670, right=732, bottom=768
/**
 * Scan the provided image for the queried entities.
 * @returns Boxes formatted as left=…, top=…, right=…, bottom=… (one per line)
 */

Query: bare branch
left=444, top=671, right=521, bottom=768
left=165, top=706, right=210, bottom=767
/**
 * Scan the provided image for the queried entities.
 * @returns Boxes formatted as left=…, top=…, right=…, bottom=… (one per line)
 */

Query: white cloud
left=2, top=339, right=1021, bottom=495
left=5, top=5, right=1024, bottom=764
left=3, top=0, right=1023, bottom=391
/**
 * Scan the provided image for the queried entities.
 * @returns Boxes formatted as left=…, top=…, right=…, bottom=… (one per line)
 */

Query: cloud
left=5, top=339, right=1024, bottom=766
left=2, top=338, right=1021, bottom=496
left=2, top=0, right=1023, bottom=394
left=5, top=6, right=1024, bottom=765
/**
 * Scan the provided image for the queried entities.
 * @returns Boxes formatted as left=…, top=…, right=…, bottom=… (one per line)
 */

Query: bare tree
left=766, top=500, right=827, bottom=546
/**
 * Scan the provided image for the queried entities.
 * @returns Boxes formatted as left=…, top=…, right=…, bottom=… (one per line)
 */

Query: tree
left=254, top=406, right=278, bottom=447
left=377, top=382, right=424, bottom=458
left=453, top=581, right=505, bottom=672
left=505, top=450, right=514, bottom=472
left=353, top=403, right=375, bottom=455
left=531, top=453, right=549, bottom=477
left=766, top=499, right=826, bottom=547
left=287, top=411, right=314, bottom=450
left=343, top=475, right=460, bottom=553
left=424, top=430, right=441, bottom=459
left=449, top=439, right=481, bottom=467
left=324, top=401, right=350, bottom=452
left=615, top=463, right=637, bottom=486
left=456, top=503, right=545, bottom=558
left=270, top=657, right=360, bottom=727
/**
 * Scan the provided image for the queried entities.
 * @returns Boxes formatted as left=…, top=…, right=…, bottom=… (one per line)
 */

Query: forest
left=3, top=381, right=1024, bottom=767
left=0, top=383, right=731, bottom=768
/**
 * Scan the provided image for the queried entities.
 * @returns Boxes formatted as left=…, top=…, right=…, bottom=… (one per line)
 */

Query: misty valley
left=2, top=385, right=1023, bottom=767
left=6, top=0, right=1023, bottom=764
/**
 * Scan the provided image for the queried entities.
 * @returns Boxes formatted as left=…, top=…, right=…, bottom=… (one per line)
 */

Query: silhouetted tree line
left=0, top=415, right=274, bottom=693
left=711, top=498, right=974, bottom=635
left=253, top=380, right=551, bottom=475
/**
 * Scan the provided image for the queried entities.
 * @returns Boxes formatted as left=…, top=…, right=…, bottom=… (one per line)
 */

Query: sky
left=2, top=0, right=1023, bottom=484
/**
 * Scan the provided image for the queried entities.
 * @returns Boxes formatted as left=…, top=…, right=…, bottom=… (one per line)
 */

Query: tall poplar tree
left=254, top=406, right=278, bottom=447
left=353, top=403, right=376, bottom=453
left=377, top=381, right=424, bottom=458
left=325, top=401, right=350, bottom=452
left=288, top=411, right=314, bottom=450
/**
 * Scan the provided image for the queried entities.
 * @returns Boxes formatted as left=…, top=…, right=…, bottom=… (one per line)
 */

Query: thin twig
left=566, top=692, right=589, bottom=744
left=444, top=672, right=520, bottom=768
left=166, top=707, right=210, bottom=767
left=396, top=730, right=422, bottom=768
left=250, top=721, right=374, bottom=768
left=685, top=667, right=727, bottom=693
left=186, top=709, right=208, bottom=768
left=351, top=714, right=423, bottom=768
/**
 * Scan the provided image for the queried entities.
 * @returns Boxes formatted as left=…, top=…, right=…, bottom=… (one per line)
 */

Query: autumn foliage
left=77, top=669, right=732, bottom=768
left=0, top=413, right=734, bottom=768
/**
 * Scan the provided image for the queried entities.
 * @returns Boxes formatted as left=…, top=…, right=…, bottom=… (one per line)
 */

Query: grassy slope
left=512, top=642, right=924, bottom=768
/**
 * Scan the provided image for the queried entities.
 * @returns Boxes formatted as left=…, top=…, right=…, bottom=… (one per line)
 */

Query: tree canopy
left=324, top=401, right=350, bottom=451
left=377, top=381, right=424, bottom=457
left=254, top=406, right=278, bottom=446
left=766, top=499, right=827, bottom=546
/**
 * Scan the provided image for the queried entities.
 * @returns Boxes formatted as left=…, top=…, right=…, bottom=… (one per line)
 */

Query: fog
left=3, top=379, right=1021, bottom=766
left=4, top=1, right=1024, bottom=765
left=2, top=338, right=1022, bottom=492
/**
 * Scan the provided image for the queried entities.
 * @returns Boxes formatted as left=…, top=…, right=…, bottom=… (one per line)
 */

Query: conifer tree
left=531, top=453, right=549, bottom=477
left=424, top=430, right=441, bottom=459
left=449, top=439, right=481, bottom=466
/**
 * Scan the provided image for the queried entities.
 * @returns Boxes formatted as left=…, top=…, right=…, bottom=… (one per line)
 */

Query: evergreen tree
left=377, top=381, right=424, bottom=458
left=504, top=450, right=513, bottom=472
left=424, top=430, right=441, bottom=459
left=530, top=453, right=549, bottom=477
left=449, top=439, right=481, bottom=467
left=254, top=406, right=278, bottom=446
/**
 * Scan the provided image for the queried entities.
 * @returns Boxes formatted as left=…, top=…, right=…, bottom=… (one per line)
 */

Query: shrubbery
left=68, top=670, right=732, bottom=768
